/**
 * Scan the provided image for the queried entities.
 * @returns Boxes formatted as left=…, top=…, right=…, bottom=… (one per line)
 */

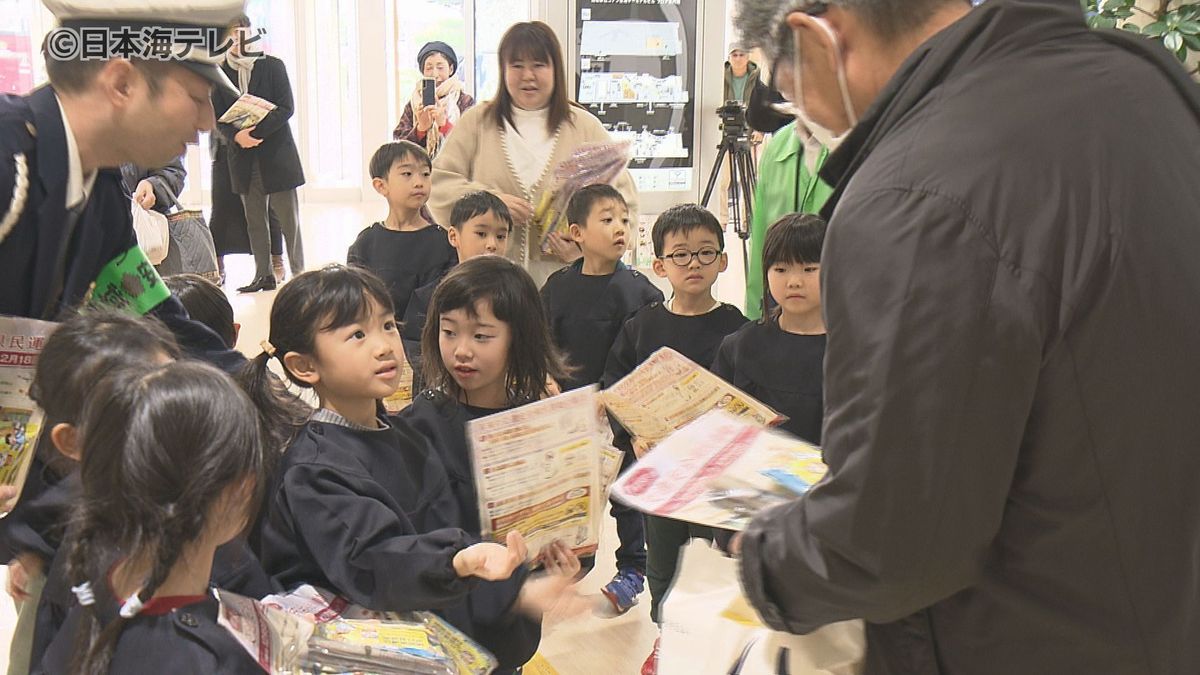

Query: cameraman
left=716, top=43, right=763, bottom=225
left=732, top=0, right=1200, bottom=673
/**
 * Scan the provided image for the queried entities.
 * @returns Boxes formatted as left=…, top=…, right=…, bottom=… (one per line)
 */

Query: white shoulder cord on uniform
left=0, top=152, right=30, bottom=246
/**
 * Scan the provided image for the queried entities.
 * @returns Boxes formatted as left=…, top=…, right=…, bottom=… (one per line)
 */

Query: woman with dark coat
left=207, top=134, right=284, bottom=285
left=211, top=15, right=306, bottom=293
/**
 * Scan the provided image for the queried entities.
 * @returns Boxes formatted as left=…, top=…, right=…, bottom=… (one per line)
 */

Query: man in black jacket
left=0, top=1, right=244, bottom=369
left=211, top=15, right=305, bottom=293
left=733, top=1, right=1200, bottom=673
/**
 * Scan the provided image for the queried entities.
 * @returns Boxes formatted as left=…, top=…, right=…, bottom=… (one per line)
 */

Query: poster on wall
left=575, top=0, right=698, bottom=195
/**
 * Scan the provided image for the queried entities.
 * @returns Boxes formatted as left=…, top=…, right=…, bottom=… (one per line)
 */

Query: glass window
left=1, top=0, right=55, bottom=94
left=305, top=0, right=361, bottom=187
left=474, top=0, right=530, bottom=102
left=0, top=0, right=38, bottom=95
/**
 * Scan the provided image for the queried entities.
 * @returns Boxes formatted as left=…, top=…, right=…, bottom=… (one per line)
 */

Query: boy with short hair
left=602, top=204, right=748, bottom=665
left=541, top=184, right=663, bottom=391
left=401, top=190, right=514, bottom=389
left=347, top=141, right=456, bottom=319
left=540, top=185, right=663, bottom=610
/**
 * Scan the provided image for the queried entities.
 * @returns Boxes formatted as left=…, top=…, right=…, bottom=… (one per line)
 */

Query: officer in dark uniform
left=0, top=0, right=247, bottom=373
left=0, top=5, right=260, bottom=667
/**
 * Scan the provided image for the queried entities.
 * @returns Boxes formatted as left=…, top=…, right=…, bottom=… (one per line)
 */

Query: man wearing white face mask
left=732, top=1, right=1200, bottom=674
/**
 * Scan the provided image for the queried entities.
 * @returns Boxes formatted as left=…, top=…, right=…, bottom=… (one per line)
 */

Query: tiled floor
left=2, top=201, right=675, bottom=675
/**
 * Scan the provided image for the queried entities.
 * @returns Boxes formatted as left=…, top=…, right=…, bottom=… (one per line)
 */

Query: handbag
left=131, top=201, right=170, bottom=265
left=659, top=541, right=865, bottom=675
left=155, top=189, right=220, bottom=284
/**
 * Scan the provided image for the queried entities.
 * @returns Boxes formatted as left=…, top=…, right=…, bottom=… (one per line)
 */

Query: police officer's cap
left=42, top=0, right=246, bottom=94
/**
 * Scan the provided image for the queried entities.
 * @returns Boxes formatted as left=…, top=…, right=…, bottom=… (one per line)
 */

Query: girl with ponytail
left=38, top=361, right=268, bottom=674
left=248, top=264, right=581, bottom=672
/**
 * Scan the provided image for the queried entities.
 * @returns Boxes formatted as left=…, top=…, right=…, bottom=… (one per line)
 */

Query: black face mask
left=746, top=78, right=792, bottom=134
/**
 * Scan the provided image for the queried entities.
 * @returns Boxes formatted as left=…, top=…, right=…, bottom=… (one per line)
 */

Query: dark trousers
left=579, top=447, right=647, bottom=577
left=268, top=214, right=283, bottom=255
left=645, top=514, right=712, bottom=624
left=241, top=161, right=303, bottom=279
left=611, top=446, right=647, bottom=572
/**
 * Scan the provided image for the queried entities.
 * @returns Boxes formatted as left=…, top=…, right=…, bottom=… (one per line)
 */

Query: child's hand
left=0, top=485, right=16, bottom=514
left=632, top=437, right=653, bottom=459
left=453, top=530, right=528, bottom=580
left=514, top=572, right=590, bottom=621
left=728, top=533, right=744, bottom=557
left=536, top=540, right=581, bottom=578
left=6, top=552, right=45, bottom=604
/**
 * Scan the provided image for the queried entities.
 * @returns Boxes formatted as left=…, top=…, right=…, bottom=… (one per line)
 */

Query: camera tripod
left=701, top=126, right=757, bottom=274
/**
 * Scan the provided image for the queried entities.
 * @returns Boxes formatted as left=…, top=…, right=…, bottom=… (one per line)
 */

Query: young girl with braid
left=7, top=311, right=271, bottom=674
left=37, top=361, right=268, bottom=674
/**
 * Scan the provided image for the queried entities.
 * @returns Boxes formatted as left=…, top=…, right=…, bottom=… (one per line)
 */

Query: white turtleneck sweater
left=504, top=106, right=555, bottom=194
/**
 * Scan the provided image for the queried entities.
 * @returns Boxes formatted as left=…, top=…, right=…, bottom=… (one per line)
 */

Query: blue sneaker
left=602, top=567, right=645, bottom=614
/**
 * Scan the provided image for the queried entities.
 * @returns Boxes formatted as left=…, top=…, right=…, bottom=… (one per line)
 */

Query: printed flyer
left=610, top=411, right=826, bottom=531
left=601, top=347, right=784, bottom=444
left=0, top=315, right=56, bottom=506
left=468, top=386, right=608, bottom=557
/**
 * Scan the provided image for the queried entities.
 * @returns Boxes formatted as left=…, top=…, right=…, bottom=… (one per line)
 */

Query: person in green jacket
left=745, top=121, right=834, bottom=319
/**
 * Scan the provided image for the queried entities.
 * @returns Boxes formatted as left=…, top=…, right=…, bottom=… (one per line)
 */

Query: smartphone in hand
left=422, top=77, right=437, bottom=107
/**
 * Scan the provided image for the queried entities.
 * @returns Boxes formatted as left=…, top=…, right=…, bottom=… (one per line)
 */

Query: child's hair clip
left=118, top=591, right=145, bottom=618
left=71, top=582, right=96, bottom=607
left=260, top=339, right=277, bottom=357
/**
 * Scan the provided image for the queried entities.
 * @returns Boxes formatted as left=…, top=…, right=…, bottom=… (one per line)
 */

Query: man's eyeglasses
left=660, top=248, right=722, bottom=267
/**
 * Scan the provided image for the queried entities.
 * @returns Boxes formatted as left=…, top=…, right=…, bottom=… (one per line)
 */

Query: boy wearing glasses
left=541, top=184, right=663, bottom=612
left=601, top=204, right=747, bottom=667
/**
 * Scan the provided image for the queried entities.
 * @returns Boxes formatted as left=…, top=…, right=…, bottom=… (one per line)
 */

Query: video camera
left=717, top=100, right=749, bottom=140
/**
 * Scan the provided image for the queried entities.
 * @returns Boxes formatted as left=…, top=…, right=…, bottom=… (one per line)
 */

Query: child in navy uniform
left=401, top=191, right=513, bottom=392
left=8, top=312, right=272, bottom=674
left=712, top=214, right=827, bottom=444
left=402, top=256, right=571, bottom=535
left=163, top=274, right=240, bottom=350
left=347, top=141, right=456, bottom=319
left=602, top=204, right=748, bottom=668
left=38, top=361, right=269, bottom=675
left=244, top=265, right=578, bottom=671
left=539, top=184, right=662, bottom=609
left=541, top=184, right=663, bottom=391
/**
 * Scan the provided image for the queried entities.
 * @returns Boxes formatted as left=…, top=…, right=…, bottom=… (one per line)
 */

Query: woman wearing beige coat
left=429, top=21, right=638, bottom=286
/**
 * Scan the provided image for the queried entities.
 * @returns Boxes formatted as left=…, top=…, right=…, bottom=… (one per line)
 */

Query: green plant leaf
left=1163, top=30, right=1183, bottom=52
left=1120, top=22, right=1143, bottom=33
left=1094, top=15, right=1120, bottom=29
left=1176, top=20, right=1200, bottom=36
left=1183, top=32, right=1200, bottom=50
left=1143, top=21, right=1169, bottom=37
